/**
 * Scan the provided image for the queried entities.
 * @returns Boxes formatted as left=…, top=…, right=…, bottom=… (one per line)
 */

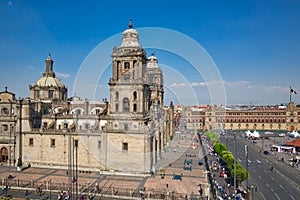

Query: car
left=263, top=150, right=270, bottom=155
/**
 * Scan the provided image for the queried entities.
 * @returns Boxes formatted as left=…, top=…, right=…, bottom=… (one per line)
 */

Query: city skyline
left=1, top=0, right=300, bottom=105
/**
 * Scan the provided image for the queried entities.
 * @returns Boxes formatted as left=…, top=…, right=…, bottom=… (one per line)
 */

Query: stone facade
left=105, top=21, right=167, bottom=173
left=0, top=21, right=174, bottom=174
left=185, top=103, right=300, bottom=132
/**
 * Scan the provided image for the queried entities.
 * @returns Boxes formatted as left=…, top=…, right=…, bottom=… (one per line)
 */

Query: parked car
left=263, top=150, right=270, bottom=155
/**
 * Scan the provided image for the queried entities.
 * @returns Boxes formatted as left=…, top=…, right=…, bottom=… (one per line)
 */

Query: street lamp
left=74, top=139, right=78, bottom=200
left=234, top=133, right=237, bottom=194
left=245, top=145, right=248, bottom=190
left=251, top=185, right=254, bottom=200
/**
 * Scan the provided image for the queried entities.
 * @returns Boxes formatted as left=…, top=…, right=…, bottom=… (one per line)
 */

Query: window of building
left=29, top=138, right=34, bottom=146
left=48, top=90, right=54, bottom=98
left=133, top=103, right=137, bottom=112
left=124, top=62, right=130, bottom=70
left=123, top=97, right=130, bottom=112
left=2, top=124, right=8, bottom=132
left=98, top=141, right=101, bottom=149
left=64, top=123, right=68, bottom=129
left=124, top=123, right=128, bottom=131
left=122, top=142, right=128, bottom=151
left=85, top=123, right=89, bottom=129
left=115, top=103, right=119, bottom=112
left=51, top=139, right=55, bottom=147
left=95, top=109, right=100, bottom=114
left=76, top=109, right=81, bottom=115
left=1, top=108, right=9, bottom=116
left=115, top=91, right=119, bottom=101
left=133, top=91, right=137, bottom=101
left=74, top=140, right=78, bottom=148
left=34, top=90, right=40, bottom=99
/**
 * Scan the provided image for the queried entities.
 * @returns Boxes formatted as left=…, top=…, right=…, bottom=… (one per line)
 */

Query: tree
left=206, top=131, right=219, bottom=145
left=214, top=142, right=227, bottom=154
left=220, top=151, right=234, bottom=164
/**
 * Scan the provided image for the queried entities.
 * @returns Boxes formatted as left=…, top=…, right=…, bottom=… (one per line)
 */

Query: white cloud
left=167, top=80, right=298, bottom=105
left=26, top=65, right=35, bottom=70
left=56, top=72, right=71, bottom=78
left=169, top=80, right=250, bottom=88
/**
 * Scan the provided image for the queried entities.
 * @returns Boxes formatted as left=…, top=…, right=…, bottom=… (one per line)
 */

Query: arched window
left=115, top=91, right=119, bottom=101
left=34, top=90, right=40, bottom=99
left=48, top=90, right=54, bottom=98
left=133, top=91, right=137, bottom=101
left=123, top=98, right=130, bottom=112
left=115, top=103, right=119, bottom=112
left=124, top=62, right=130, bottom=70
left=133, top=103, right=137, bottom=112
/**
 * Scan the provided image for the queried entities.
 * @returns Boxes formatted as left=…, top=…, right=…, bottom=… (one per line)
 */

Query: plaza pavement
left=0, top=131, right=210, bottom=199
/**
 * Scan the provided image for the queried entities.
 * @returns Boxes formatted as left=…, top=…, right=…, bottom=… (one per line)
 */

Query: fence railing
left=1, top=178, right=209, bottom=199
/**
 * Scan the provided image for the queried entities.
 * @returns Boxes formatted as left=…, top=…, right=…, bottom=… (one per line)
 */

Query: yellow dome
left=35, top=76, right=65, bottom=88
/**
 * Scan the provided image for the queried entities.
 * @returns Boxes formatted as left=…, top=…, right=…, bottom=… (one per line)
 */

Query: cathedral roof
left=147, top=53, right=160, bottom=69
left=34, top=53, right=65, bottom=88
left=121, top=19, right=140, bottom=48
left=35, top=76, right=65, bottom=88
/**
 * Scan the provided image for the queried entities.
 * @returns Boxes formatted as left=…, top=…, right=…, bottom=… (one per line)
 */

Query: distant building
left=0, top=21, right=175, bottom=174
left=185, top=103, right=300, bottom=132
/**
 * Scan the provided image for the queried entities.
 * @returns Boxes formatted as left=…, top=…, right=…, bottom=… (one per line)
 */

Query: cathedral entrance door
left=1, top=147, right=8, bottom=163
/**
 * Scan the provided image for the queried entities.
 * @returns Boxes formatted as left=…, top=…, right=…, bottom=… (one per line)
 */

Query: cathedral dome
left=121, top=19, right=140, bottom=48
left=147, top=53, right=159, bottom=68
left=34, top=53, right=65, bottom=88
left=35, top=76, right=65, bottom=88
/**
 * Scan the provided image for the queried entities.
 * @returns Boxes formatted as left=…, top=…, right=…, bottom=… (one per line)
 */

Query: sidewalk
left=202, top=136, right=246, bottom=200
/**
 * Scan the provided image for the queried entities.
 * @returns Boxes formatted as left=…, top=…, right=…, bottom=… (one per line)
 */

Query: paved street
left=220, top=134, right=300, bottom=200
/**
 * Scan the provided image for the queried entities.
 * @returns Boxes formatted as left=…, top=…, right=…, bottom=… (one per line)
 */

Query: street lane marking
left=279, top=184, right=284, bottom=189
left=258, top=175, right=262, bottom=180
left=290, top=194, right=295, bottom=200
left=260, top=192, right=266, bottom=200
left=275, top=193, right=280, bottom=200
left=266, top=183, right=270, bottom=188
left=271, top=176, right=275, bottom=181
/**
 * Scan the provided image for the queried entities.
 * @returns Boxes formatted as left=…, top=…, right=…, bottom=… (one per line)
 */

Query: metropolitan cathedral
left=0, top=21, right=174, bottom=173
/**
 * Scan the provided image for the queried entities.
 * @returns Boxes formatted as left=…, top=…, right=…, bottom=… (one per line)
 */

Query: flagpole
left=290, top=86, right=292, bottom=103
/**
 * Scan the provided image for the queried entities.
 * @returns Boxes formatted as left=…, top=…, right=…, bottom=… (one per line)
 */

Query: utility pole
left=17, top=98, right=23, bottom=170
left=245, top=145, right=249, bottom=193
left=75, top=139, right=78, bottom=200
left=234, top=133, right=236, bottom=194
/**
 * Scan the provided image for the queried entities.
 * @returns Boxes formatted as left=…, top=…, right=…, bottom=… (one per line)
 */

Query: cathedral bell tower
left=109, top=19, right=149, bottom=115
left=105, top=20, right=153, bottom=173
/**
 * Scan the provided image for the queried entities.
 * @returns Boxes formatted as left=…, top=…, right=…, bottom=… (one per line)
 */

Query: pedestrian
left=57, top=191, right=62, bottom=200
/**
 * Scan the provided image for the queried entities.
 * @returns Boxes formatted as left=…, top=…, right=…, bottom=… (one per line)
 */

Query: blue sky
left=1, top=0, right=300, bottom=105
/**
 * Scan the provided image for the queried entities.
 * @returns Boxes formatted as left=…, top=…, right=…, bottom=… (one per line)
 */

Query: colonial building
left=0, top=21, right=173, bottom=174
left=185, top=103, right=300, bottom=132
